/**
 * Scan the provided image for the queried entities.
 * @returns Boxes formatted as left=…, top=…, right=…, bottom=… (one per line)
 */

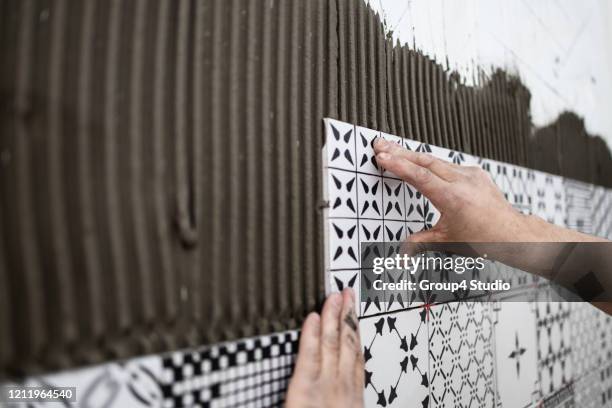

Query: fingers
left=320, top=292, right=343, bottom=379
left=407, top=228, right=445, bottom=244
left=293, top=312, right=321, bottom=381
left=338, top=288, right=361, bottom=387
left=376, top=151, right=449, bottom=208
left=374, top=138, right=460, bottom=181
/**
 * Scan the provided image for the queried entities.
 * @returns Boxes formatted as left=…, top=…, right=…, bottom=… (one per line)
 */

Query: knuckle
left=322, top=330, right=340, bottom=350
left=416, top=153, right=435, bottom=167
left=415, top=167, right=432, bottom=184
left=342, top=332, right=359, bottom=352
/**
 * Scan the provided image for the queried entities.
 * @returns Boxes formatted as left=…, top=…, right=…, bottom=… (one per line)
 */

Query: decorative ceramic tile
left=360, top=219, right=384, bottom=266
left=493, top=301, right=540, bottom=408
left=360, top=219, right=384, bottom=243
left=428, top=302, right=496, bottom=407
left=454, top=151, right=480, bottom=167
left=383, top=220, right=408, bottom=244
left=420, top=198, right=440, bottom=230
left=573, top=369, right=602, bottom=408
left=383, top=266, right=409, bottom=312
left=357, top=174, right=384, bottom=219
left=381, top=133, right=405, bottom=178
left=361, top=268, right=385, bottom=317
left=483, top=160, right=532, bottom=214
left=329, top=269, right=361, bottom=315
left=530, top=170, right=566, bottom=226
left=321, top=118, right=612, bottom=408
left=327, top=168, right=358, bottom=218
left=406, top=221, right=425, bottom=236
left=508, top=165, right=532, bottom=214
left=10, top=331, right=299, bottom=408
left=591, top=186, right=612, bottom=239
left=325, top=118, right=356, bottom=171
left=403, top=139, right=421, bottom=152
left=534, top=297, right=573, bottom=399
left=382, top=178, right=406, bottom=221
left=360, top=309, right=430, bottom=407
left=356, top=126, right=382, bottom=176
left=564, top=179, right=594, bottom=234
left=405, top=183, right=424, bottom=223
left=328, top=218, right=360, bottom=270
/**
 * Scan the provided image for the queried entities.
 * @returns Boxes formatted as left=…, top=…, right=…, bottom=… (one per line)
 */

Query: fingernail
left=329, top=292, right=342, bottom=307
left=343, top=287, right=355, bottom=302
left=377, top=152, right=390, bottom=161
left=308, top=312, right=320, bottom=323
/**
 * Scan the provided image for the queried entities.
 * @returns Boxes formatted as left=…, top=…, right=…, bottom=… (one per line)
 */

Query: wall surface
left=367, top=0, right=612, bottom=150
left=1, top=0, right=611, bottom=382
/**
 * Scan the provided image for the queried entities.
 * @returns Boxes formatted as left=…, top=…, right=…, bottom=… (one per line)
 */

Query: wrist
left=511, top=213, right=550, bottom=242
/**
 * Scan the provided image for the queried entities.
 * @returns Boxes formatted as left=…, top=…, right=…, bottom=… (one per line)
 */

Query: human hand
left=373, top=137, right=534, bottom=242
left=285, top=289, right=364, bottom=408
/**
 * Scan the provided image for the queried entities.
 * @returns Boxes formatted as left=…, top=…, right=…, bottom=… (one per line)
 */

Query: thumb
left=401, top=228, right=444, bottom=256
left=408, top=228, right=444, bottom=243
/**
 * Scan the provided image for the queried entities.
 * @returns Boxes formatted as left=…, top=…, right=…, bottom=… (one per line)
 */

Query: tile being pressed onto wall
left=361, top=268, right=386, bottom=317
left=360, top=308, right=430, bottom=408
left=427, top=302, right=496, bottom=407
left=329, top=269, right=361, bottom=315
left=380, top=132, right=405, bottom=178
left=356, top=126, right=382, bottom=175
left=358, top=173, right=384, bottom=219
left=327, top=218, right=360, bottom=270
left=382, top=178, right=407, bottom=221
left=327, top=168, right=358, bottom=218
left=325, top=118, right=356, bottom=171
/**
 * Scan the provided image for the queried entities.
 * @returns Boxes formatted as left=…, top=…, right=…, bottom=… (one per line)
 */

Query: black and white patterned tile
left=428, top=302, right=496, bottom=407
left=361, top=308, right=430, bottom=407
left=325, top=119, right=356, bottom=171
left=358, top=173, right=384, bottom=219
left=320, top=118, right=612, bottom=408
left=327, top=218, right=360, bottom=270
left=591, top=186, right=612, bottom=240
left=9, top=331, right=300, bottom=408
left=564, top=179, right=594, bottom=234
left=530, top=170, right=566, bottom=226
left=534, top=289, right=573, bottom=403
left=493, top=301, right=541, bottom=408
left=356, top=126, right=382, bottom=176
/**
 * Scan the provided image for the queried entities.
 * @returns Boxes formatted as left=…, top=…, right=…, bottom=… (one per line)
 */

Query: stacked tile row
left=323, top=119, right=612, bottom=407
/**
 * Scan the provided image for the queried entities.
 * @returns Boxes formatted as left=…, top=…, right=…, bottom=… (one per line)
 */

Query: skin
left=285, top=289, right=364, bottom=408
left=371, top=138, right=604, bottom=244
left=287, top=137, right=611, bottom=406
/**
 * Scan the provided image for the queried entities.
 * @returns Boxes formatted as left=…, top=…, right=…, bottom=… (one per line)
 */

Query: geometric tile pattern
left=321, top=119, right=612, bottom=408
left=9, top=331, right=300, bottom=408
left=361, top=309, right=430, bottom=407
left=323, top=119, right=428, bottom=316
left=428, top=302, right=496, bottom=407
left=11, top=118, right=612, bottom=408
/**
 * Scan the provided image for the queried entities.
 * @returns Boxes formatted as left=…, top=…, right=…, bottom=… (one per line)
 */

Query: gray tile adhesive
left=0, top=0, right=611, bottom=378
